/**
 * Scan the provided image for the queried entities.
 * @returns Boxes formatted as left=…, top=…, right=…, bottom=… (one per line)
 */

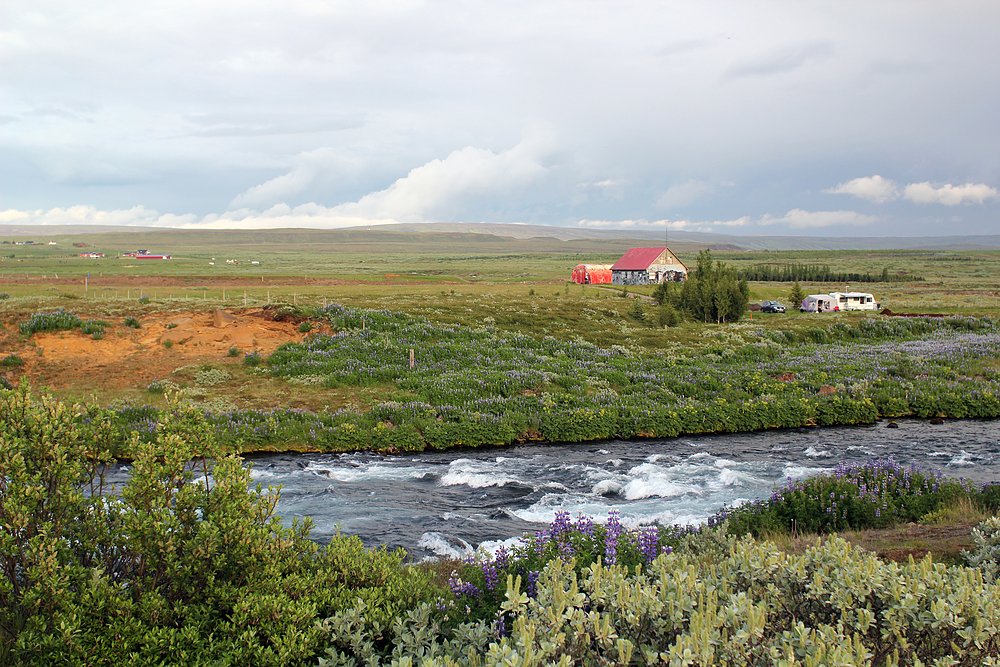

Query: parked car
left=760, top=300, right=786, bottom=313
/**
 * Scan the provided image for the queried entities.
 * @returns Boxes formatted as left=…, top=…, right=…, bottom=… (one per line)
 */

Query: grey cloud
left=725, top=41, right=834, bottom=78
left=184, top=112, right=365, bottom=137
left=656, top=38, right=712, bottom=58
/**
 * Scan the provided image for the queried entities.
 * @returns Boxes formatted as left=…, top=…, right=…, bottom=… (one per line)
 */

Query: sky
left=2, top=0, right=999, bottom=237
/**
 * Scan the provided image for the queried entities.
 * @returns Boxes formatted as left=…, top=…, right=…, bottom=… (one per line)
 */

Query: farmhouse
left=610, top=247, right=687, bottom=286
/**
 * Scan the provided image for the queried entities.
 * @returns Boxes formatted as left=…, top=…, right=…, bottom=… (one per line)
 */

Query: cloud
left=760, top=209, right=878, bottom=228
left=230, top=167, right=318, bottom=209
left=825, top=175, right=900, bottom=203
left=0, top=203, right=392, bottom=230
left=827, top=175, right=999, bottom=206
left=327, top=137, right=552, bottom=222
left=655, top=179, right=713, bottom=209
left=903, top=182, right=999, bottom=205
left=725, top=42, right=834, bottom=78
left=0, top=205, right=181, bottom=227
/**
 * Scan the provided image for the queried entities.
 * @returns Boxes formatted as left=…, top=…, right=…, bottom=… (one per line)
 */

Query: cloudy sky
left=2, top=0, right=999, bottom=236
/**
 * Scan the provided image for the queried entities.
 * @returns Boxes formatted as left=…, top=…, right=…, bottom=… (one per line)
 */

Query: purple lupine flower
left=605, top=509, right=622, bottom=565
left=638, top=525, right=660, bottom=563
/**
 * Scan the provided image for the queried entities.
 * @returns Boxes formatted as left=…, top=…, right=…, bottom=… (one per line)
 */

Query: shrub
left=18, top=309, right=83, bottom=336
left=147, top=378, right=180, bottom=394
left=243, top=350, right=263, bottom=366
left=227, top=345, right=241, bottom=357
left=194, top=367, right=233, bottom=386
left=137, top=295, right=150, bottom=304
left=123, top=316, right=141, bottom=328
left=299, top=321, right=313, bottom=333
left=162, top=339, right=173, bottom=348
left=0, top=385, right=441, bottom=666
left=964, top=515, right=1000, bottom=583
left=718, top=456, right=989, bottom=537
left=0, top=292, right=8, bottom=300
left=0, top=354, right=24, bottom=367
left=627, top=298, right=646, bottom=322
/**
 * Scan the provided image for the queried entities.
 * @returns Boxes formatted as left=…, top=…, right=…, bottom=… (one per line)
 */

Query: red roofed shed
left=610, top=247, right=687, bottom=285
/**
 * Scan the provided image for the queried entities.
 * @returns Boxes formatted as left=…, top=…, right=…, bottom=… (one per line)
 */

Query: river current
left=104, top=419, right=1000, bottom=561
left=235, top=419, right=999, bottom=560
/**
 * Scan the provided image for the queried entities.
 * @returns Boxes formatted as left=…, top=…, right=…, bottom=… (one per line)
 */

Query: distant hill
left=379, top=223, right=1000, bottom=251
left=3, top=221, right=999, bottom=252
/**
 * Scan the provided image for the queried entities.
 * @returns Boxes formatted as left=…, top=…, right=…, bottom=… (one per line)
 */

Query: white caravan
left=828, top=292, right=879, bottom=311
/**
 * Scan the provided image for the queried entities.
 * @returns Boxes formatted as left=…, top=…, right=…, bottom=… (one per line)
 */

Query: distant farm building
left=610, top=247, right=687, bottom=286
left=570, top=264, right=612, bottom=284
left=124, top=250, right=171, bottom=259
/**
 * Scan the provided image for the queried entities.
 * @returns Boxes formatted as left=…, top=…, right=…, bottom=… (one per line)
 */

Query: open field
left=3, top=228, right=1000, bottom=411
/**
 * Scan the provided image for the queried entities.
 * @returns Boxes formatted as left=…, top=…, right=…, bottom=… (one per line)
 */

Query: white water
left=110, top=419, right=1000, bottom=561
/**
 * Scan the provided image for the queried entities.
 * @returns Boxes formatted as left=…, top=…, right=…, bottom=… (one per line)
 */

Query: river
left=239, top=419, right=1000, bottom=560
left=106, top=419, right=1000, bottom=561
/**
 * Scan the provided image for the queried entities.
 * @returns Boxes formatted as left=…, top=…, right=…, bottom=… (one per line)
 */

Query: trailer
left=828, top=291, right=879, bottom=311
left=570, top=264, right=613, bottom=284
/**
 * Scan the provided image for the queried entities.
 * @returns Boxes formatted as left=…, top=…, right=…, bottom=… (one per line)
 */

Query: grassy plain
left=3, top=228, right=1000, bottom=564
left=3, top=229, right=1000, bottom=411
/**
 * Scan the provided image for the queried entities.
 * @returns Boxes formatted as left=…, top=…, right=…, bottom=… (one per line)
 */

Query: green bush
left=0, top=355, right=24, bottom=368
left=123, top=317, right=141, bottom=328
left=299, top=321, right=314, bottom=333
left=0, top=384, right=440, bottom=666
left=719, top=457, right=994, bottom=537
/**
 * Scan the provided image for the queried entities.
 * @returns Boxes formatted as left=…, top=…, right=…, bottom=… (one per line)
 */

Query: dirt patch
left=4, top=309, right=319, bottom=393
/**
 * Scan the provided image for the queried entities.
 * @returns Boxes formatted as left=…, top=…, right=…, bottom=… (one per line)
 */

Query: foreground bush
left=0, top=383, right=439, bottom=667
left=317, top=536, right=1000, bottom=666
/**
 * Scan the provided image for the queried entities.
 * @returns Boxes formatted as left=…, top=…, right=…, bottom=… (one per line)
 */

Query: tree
left=788, top=280, right=806, bottom=310
left=677, top=249, right=750, bottom=324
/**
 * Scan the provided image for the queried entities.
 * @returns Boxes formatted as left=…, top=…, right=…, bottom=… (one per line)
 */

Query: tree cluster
left=654, top=249, right=750, bottom=324
left=738, top=263, right=922, bottom=283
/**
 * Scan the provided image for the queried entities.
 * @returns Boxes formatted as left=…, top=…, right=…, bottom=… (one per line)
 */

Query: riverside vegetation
left=49, top=303, right=1000, bottom=457
left=3, top=382, right=1000, bottom=666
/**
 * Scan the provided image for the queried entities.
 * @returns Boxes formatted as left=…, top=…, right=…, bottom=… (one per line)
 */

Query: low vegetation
left=2, top=383, right=999, bottom=666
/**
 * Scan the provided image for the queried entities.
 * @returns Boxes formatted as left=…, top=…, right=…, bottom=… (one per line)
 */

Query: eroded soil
left=2, top=308, right=317, bottom=396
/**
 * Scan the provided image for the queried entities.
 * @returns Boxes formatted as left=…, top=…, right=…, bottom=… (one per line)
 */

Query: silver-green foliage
left=193, top=367, right=232, bottom=386
left=317, top=536, right=1000, bottom=667
left=964, top=515, right=1000, bottom=584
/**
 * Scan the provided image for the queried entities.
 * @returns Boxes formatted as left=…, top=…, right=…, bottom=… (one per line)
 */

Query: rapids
left=103, top=419, right=1000, bottom=561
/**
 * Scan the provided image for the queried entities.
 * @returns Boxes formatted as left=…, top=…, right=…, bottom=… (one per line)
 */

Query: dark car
left=760, top=300, right=786, bottom=313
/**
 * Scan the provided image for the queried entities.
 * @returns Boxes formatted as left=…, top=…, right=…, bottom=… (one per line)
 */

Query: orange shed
left=571, top=264, right=613, bottom=284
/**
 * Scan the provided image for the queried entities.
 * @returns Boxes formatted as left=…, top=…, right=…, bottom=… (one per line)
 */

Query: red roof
left=611, top=247, right=667, bottom=271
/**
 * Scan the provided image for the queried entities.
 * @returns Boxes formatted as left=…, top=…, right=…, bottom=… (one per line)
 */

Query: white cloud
left=0, top=203, right=393, bottom=230
left=827, top=176, right=999, bottom=206
left=825, top=175, right=900, bottom=203
left=903, top=182, right=999, bottom=205
left=229, top=167, right=317, bottom=209
left=655, top=180, right=714, bottom=209
left=760, top=209, right=878, bottom=228
left=327, top=137, right=552, bottom=222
